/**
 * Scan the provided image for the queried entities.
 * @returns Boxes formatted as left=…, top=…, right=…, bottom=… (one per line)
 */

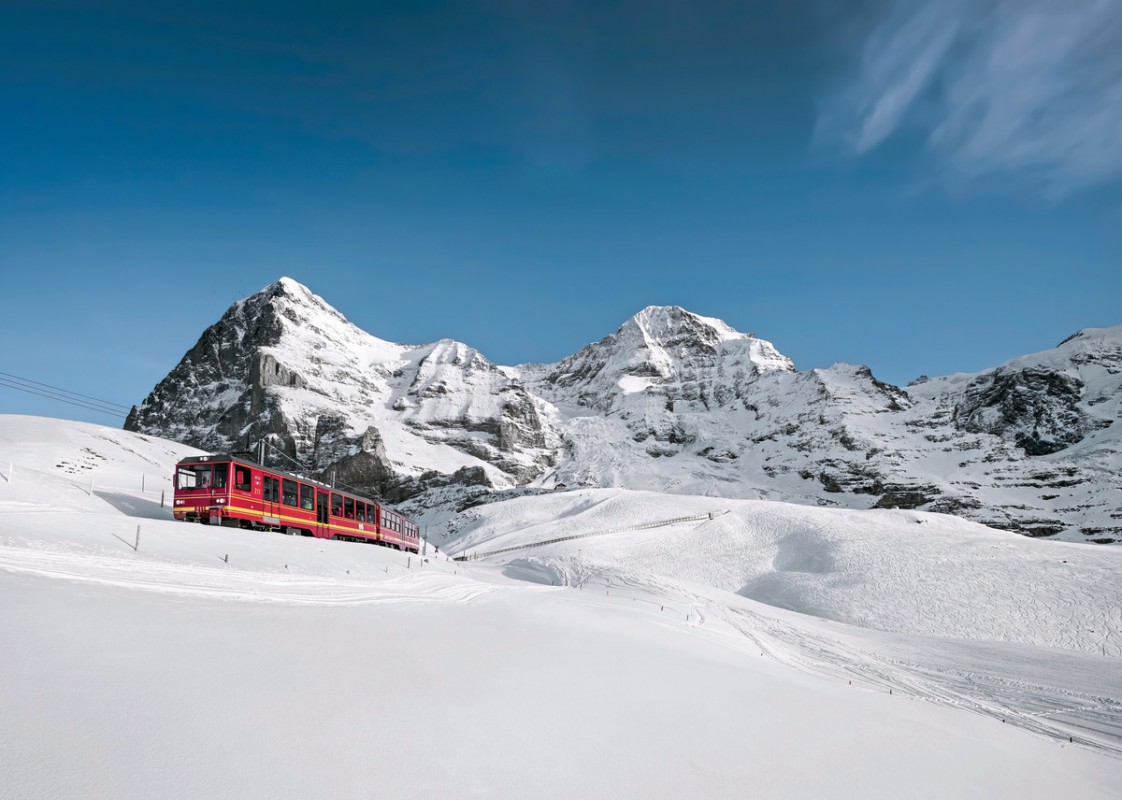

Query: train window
left=263, top=476, right=278, bottom=503
left=300, top=485, right=314, bottom=511
left=235, top=468, right=251, bottom=492
left=282, top=479, right=298, bottom=507
left=356, top=503, right=366, bottom=523
left=213, top=464, right=228, bottom=489
left=176, top=465, right=209, bottom=489
left=331, top=493, right=343, bottom=517
left=344, top=497, right=355, bottom=519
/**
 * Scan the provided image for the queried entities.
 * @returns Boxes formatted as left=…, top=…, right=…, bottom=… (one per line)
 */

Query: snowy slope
left=2, top=415, right=1121, bottom=798
left=126, top=279, right=1122, bottom=541
left=440, top=488, right=1121, bottom=655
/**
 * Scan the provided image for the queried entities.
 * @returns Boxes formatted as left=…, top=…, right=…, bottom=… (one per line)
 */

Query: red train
left=172, top=454, right=421, bottom=553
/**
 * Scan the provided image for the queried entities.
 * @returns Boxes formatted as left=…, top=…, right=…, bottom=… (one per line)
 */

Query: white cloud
left=818, top=0, right=1122, bottom=195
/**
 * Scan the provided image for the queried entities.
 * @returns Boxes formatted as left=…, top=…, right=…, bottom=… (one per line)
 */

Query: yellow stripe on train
left=175, top=503, right=414, bottom=540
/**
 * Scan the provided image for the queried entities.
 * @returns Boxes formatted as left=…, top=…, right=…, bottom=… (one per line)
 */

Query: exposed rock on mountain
left=127, top=278, right=1122, bottom=543
left=956, top=367, right=1111, bottom=455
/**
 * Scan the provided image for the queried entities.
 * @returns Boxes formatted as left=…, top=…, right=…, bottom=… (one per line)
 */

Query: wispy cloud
left=817, top=0, right=1122, bottom=196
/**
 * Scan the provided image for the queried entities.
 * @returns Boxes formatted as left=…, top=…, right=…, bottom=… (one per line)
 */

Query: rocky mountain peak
left=625, top=305, right=745, bottom=348
left=539, top=306, right=793, bottom=403
left=627, top=305, right=795, bottom=373
left=235, top=277, right=360, bottom=339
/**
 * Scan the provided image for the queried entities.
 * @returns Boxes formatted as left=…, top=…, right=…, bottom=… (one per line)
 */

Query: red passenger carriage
left=172, top=454, right=421, bottom=553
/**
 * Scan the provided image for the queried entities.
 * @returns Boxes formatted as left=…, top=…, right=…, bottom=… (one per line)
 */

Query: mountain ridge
left=125, top=278, right=1122, bottom=542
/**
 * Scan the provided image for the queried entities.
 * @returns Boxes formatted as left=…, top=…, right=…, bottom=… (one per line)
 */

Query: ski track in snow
left=531, top=555, right=1122, bottom=758
left=719, top=600, right=1122, bottom=757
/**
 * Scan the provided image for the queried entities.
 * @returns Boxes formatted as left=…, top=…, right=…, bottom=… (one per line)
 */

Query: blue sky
left=2, top=0, right=1119, bottom=425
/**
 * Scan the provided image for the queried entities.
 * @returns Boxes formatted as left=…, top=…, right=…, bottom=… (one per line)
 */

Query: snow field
left=1, top=415, right=1121, bottom=798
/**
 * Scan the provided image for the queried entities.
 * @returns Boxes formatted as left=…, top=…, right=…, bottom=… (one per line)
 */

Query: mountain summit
left=536, top=305, right=794, bottom=412
left=126, top=279, right=1122, bottom=542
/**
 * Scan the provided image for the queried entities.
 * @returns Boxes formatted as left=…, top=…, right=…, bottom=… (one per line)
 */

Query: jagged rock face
left=956, top=367, right=1110, bottom=455
left=123, top=282, right=290, bottom=451
left=128, top=279, right=1122, bottom=543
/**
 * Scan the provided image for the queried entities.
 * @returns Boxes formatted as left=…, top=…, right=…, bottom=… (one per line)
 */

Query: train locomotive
left=172, top=454, right=421, bottom=553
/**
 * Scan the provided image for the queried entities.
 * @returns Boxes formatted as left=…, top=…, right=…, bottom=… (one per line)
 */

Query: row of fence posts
left=1, top=462, right=167, bottom=505
left=139, top=473, right=168, bottom=507
left=74, top=472, right=168, bottom=507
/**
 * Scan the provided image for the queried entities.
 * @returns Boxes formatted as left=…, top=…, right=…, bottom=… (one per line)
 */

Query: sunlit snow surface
left=1, top=415, right=1120, bottom=799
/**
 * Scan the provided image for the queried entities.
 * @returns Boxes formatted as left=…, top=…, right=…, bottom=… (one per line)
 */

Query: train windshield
left=176, top=463, right=228, bottom=490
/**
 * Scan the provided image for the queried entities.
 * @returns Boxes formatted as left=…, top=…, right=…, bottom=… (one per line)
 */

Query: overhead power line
left=0, top=371, right=132, bottom=411
left=0, top=371, right=132, bottom=418
left=259, top=437, right=374, bottom=499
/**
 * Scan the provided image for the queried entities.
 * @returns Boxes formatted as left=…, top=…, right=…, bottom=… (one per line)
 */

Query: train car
left=172, top=454, right=421, bottom=553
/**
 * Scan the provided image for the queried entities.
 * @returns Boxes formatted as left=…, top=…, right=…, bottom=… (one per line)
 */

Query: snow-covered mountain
left=124, top=278, right=557, bottom=499
left=125, top=278, right=1122, bottom=542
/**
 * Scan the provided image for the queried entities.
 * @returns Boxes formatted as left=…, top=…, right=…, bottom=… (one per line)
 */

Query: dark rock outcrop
left=956, top=367, right=1110, bottom=455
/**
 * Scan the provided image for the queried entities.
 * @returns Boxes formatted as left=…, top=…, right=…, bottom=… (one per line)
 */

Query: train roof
left=176, top=453, right=367, bottom=504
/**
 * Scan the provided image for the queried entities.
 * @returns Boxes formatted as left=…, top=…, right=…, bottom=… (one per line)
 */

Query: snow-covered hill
left=124, top=278, right=1122, bottom=542
left=2, top=415, right=1121, bottom=798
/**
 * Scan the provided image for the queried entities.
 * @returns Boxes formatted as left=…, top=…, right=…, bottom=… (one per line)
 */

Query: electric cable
left=0, top=370, right=132, bottom=413
left=0, top=377, right=126, bottom=418
left=257, top=436, right=374, bottom=500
